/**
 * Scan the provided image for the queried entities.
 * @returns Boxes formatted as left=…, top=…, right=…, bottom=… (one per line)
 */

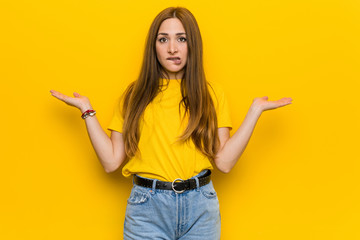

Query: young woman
left=50, top=7, right=292, bottom=240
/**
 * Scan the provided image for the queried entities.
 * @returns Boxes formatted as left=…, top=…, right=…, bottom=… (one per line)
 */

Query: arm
left=83, top=115, right=126, bottom=173
left=214, top=96, right=292, bottom=173
left=50, top=90, right=126, bottom=173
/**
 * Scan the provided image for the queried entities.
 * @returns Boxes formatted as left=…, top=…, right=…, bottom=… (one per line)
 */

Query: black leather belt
left=134, top=170, right=211, bottom=193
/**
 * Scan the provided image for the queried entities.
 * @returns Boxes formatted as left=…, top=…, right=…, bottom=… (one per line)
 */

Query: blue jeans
left=124, top=171, right=221, bottom=239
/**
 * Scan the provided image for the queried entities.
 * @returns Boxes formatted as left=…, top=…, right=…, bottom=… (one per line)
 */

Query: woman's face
left=156, top=18, right=188, bottom=79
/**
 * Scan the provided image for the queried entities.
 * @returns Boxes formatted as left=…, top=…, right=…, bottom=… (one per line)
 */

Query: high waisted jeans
left=124, top=170, right=221, bottom=240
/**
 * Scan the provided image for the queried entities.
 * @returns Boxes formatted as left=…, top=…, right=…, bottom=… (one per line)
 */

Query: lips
left=167, top=57, right=181, bottom=65
left=167, top=56, right=180, bottom=59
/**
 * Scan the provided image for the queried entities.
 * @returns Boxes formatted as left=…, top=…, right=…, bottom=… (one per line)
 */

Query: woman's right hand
left=50, top=89, right=125, bottom=172
left=50, top=90, right=92, bottom=112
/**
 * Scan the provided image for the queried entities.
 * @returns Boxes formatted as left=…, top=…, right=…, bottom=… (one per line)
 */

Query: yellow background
left=1, top=0, right=359, bottom=239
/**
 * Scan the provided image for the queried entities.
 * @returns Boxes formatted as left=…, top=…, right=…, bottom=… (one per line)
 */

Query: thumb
left=73, top=92, right=81, bottom=98
left=262, top=96, right=268, bottom=100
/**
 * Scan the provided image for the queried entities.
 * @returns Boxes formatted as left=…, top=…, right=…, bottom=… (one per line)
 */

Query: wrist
left=81, top=109, right=96, bottom=119
left=80, top=104, right=93, bottom=113
left=249, top=103, right=263, bottom=116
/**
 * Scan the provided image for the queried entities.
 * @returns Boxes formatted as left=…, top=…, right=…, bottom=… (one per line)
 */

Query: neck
left=162, top=69, right=184, bottom=80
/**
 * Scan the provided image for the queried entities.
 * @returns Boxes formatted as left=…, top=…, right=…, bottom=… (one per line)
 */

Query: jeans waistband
left=133, top=170, right=211, bottom=193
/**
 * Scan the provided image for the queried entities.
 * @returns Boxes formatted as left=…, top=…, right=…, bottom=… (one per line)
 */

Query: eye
left=178, top=37, right=187, bottom=42
left=158, top=37, right=167, bottom=43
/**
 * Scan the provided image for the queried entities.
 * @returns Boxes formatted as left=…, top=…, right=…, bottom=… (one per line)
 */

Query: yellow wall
left=1, top=0, right=359, bottom=239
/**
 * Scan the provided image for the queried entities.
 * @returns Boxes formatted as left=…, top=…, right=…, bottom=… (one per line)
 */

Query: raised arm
left=214, top=96, right=292, bottom=173
left=50, top=90, right=126, bottom=173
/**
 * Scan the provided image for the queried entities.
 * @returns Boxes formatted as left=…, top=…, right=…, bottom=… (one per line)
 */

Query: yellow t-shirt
left=107, top=79, right=232, bottom=181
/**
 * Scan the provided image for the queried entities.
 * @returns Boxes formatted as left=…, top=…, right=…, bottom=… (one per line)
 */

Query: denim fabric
left=124, top=171, right=221, bottom=240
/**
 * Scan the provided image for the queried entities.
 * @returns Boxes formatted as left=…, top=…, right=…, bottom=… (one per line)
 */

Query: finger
left=274, top=97, right=292, bottom=107
left=281, top=97, right=292, bottom=104
left=73, top=92, right=81, bottom=98
left=50, top=90, right=69, bottom=102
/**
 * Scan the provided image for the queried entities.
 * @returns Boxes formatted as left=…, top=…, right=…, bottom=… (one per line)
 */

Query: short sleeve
left=208, top=82, right=233, bottom=130
left=107, top=96, right=124, bottom=133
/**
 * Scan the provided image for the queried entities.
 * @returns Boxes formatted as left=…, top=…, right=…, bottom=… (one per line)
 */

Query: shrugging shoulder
left=207, top=81, right=233, bottom=130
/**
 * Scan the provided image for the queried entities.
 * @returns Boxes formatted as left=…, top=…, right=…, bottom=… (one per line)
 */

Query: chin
left=166, top=67, right=185, bottom=74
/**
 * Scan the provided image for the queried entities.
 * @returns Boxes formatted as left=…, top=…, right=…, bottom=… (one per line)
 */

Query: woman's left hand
left=251, top=96, right=292, bottom=112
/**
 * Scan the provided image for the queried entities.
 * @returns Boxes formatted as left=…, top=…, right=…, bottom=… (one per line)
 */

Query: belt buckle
left=172, top=178, right=185, bottom=194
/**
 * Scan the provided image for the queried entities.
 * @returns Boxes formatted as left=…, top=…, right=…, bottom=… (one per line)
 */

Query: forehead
left=158, top=18, right=185, bottom=34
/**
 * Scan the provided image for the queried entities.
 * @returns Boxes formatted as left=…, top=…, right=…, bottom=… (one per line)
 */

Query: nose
left=167, top=40, right=178, bottom=54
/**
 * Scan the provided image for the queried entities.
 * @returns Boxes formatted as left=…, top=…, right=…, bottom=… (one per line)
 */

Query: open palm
left=253, top=96, right=292, bottom=112
left=50, top=90, right=92, bottom=112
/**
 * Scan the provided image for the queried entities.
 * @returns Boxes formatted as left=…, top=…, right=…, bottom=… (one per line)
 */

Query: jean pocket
left=201, top=184, right=218, bottom=199
left=127, top=187, right=151, bottom=205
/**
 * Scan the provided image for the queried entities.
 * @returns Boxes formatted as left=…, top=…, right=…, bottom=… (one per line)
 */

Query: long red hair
left=122, top=7, right=219, bottom=161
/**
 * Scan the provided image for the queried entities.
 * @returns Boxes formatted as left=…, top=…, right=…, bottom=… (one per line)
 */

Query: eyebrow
left=157, top=32, right=186, bottom=36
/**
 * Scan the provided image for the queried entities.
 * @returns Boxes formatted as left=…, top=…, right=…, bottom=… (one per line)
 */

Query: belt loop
left=195, top=177, right=200, bottom=192
left=151, top=179, right=157, bottom=195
